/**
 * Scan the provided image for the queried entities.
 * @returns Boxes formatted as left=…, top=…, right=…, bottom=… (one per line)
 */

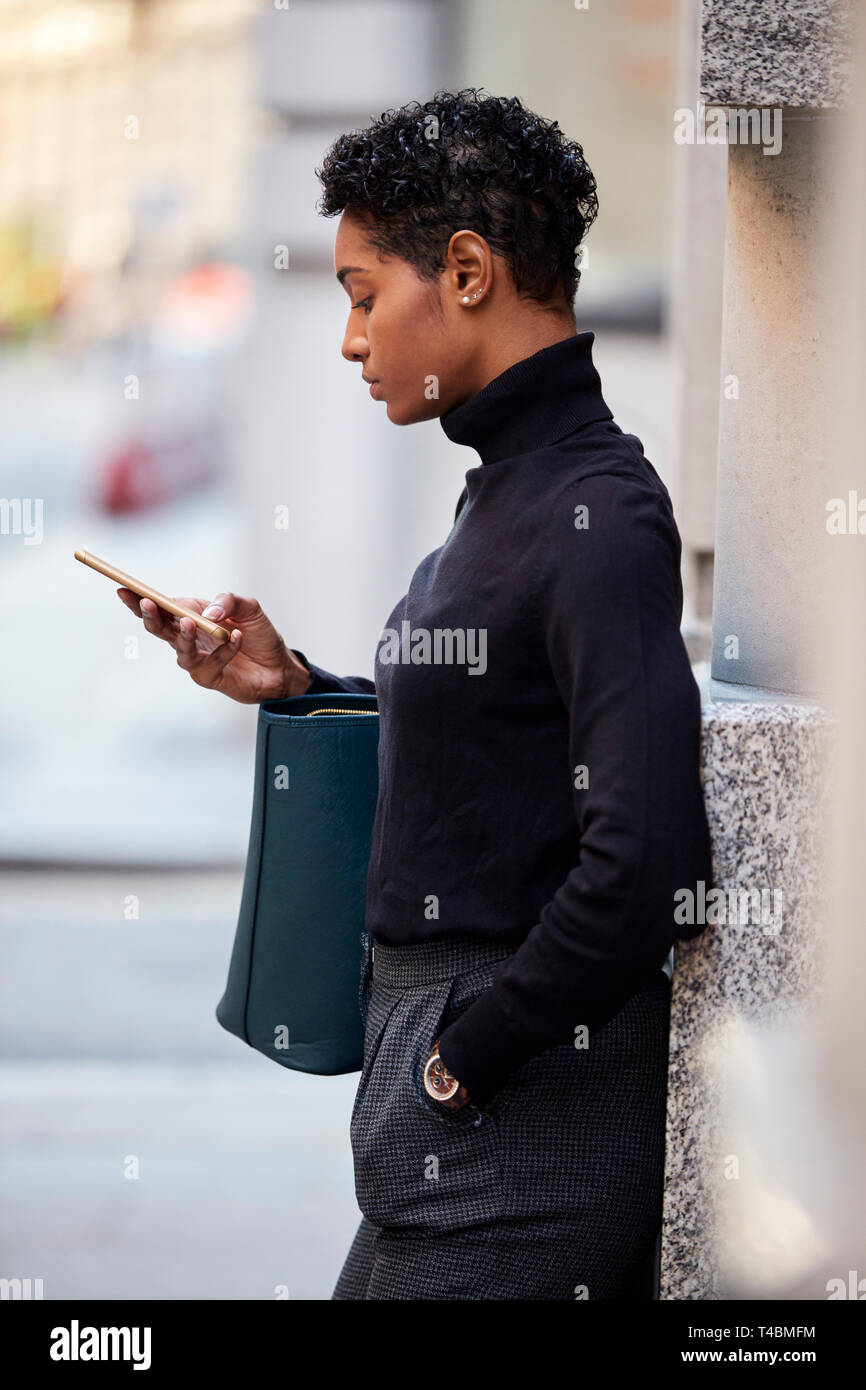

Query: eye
left=351, top=296, right=373, bottom=314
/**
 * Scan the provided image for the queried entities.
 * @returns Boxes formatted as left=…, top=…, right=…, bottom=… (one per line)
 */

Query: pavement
left=0, top=868, right=363, bottom=1300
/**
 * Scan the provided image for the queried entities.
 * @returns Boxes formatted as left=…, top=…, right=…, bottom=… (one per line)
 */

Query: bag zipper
left=306, top=708, right=379, bottom=716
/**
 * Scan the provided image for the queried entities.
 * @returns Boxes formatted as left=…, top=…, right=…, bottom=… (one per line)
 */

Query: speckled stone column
left=661, top=700, right=835, bottom=1298
left=701, top=0, right=852, bottom=700
left=708, top=111, right=840, bottom=701
left=669, top=0, right=726, bottom=656
left=660, top=0, right=852, bottom=1299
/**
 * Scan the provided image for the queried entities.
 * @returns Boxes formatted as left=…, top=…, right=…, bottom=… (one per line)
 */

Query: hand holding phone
left=75, top=549, right=233, bottom=643
left=75, top=548, right=313, bottom=704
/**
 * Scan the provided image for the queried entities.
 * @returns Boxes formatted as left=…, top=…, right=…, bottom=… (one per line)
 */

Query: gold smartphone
left=74, top=549, right=233, bottom=645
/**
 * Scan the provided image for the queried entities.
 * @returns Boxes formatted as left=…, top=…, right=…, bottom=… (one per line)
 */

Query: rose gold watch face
left=424, top=1054, right=460, bottom=1102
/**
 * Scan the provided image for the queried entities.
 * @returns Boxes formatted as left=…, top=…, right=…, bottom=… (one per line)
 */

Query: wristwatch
left=423, top=1037, right=471, bottom=1110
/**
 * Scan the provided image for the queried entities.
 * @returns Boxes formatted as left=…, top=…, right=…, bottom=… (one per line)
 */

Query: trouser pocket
left=349, top=973, right=503, bottom=1232
left=358, top=931, right=374, bottom=1032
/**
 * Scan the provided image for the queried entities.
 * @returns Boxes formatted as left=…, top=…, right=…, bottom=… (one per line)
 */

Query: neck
left=439, top=330, right=612, bottom=466
left=461, top=309, right=577, bottom=402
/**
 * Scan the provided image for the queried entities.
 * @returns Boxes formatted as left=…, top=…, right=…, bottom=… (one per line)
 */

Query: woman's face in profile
left=335, top=208, right=476, bottom=427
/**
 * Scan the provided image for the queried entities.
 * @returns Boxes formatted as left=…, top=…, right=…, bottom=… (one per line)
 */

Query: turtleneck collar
left=438, top=331, right=612, bottom=466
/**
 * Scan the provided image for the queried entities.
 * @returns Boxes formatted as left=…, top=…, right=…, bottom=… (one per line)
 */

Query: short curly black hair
left=315, top=88, right=598, bottom=305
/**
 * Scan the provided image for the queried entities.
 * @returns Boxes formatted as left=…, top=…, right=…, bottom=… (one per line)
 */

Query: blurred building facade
left=0, top=0, right=258, bottom=343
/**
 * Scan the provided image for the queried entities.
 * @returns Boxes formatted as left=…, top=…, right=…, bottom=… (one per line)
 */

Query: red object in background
left=94, top=261, right=245, bottom=514
left=97, top=432, right=216, bottom=514
left=99, top=442, right=170, bottom=514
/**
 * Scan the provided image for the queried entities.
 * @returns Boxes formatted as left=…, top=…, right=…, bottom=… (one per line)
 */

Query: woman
left=118, top=89, right=712, bottom=1301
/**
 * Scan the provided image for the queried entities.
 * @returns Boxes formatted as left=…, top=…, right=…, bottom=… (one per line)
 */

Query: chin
left=386, top=399, right=441, bottom=426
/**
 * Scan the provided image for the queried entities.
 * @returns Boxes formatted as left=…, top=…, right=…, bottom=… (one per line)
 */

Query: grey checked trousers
left=332, top=932, right=671, bottom=1301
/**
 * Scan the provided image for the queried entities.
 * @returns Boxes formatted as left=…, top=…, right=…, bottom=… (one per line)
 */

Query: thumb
left=201, top=593, right=263, bottom=624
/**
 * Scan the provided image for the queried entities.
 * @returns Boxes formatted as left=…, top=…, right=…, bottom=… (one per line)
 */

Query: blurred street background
left=0, top=0, right=712, bottom=1299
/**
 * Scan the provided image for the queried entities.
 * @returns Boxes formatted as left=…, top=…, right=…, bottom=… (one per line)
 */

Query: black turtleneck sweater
left=292, top=331, right=712, bottom=1098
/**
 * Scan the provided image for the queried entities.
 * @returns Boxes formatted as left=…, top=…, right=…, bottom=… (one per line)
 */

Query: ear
left=442, top=229, right=494, bottom=307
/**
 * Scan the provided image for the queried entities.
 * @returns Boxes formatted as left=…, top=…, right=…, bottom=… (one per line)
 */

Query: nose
left=341, top=319, right=369, bottom=365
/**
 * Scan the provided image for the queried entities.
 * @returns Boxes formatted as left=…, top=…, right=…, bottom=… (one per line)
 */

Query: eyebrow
left=336, top=265, right=368, bottom=286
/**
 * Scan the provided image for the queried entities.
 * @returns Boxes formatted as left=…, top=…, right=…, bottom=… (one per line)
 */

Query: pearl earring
left=462, top=295, right=470, bottom=303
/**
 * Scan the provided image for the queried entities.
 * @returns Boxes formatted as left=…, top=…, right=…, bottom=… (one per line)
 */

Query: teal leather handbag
left=216, top=692, right=380, bottom=1075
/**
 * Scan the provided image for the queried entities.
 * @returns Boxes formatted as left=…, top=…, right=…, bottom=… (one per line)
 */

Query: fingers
left=141, top=597, right=190, bottom=644
left=212, top=628, right=243, bottom=670
left=116, top=589, right=177, bottom=643
left=116, top=584, right=243, bottom=687
left=175, top=616, right=204, bottom=666
left=117, top=589, right=206, bottom=646
left=176, top=615, right=242, bottom=676
left=171, top=619, right=195, bottom=667
left=116, top=587, right=139, bottom=613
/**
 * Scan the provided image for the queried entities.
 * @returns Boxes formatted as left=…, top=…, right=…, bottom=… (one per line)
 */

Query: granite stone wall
left=700, top=0, right=853, bottom=108
left=661, top=700, right=835, bottom=1298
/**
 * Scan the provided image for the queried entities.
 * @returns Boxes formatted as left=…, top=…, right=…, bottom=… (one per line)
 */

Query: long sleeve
left=289, top=648, right=376, bottom=697
left=437, top=473, right=711, bottom=1099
